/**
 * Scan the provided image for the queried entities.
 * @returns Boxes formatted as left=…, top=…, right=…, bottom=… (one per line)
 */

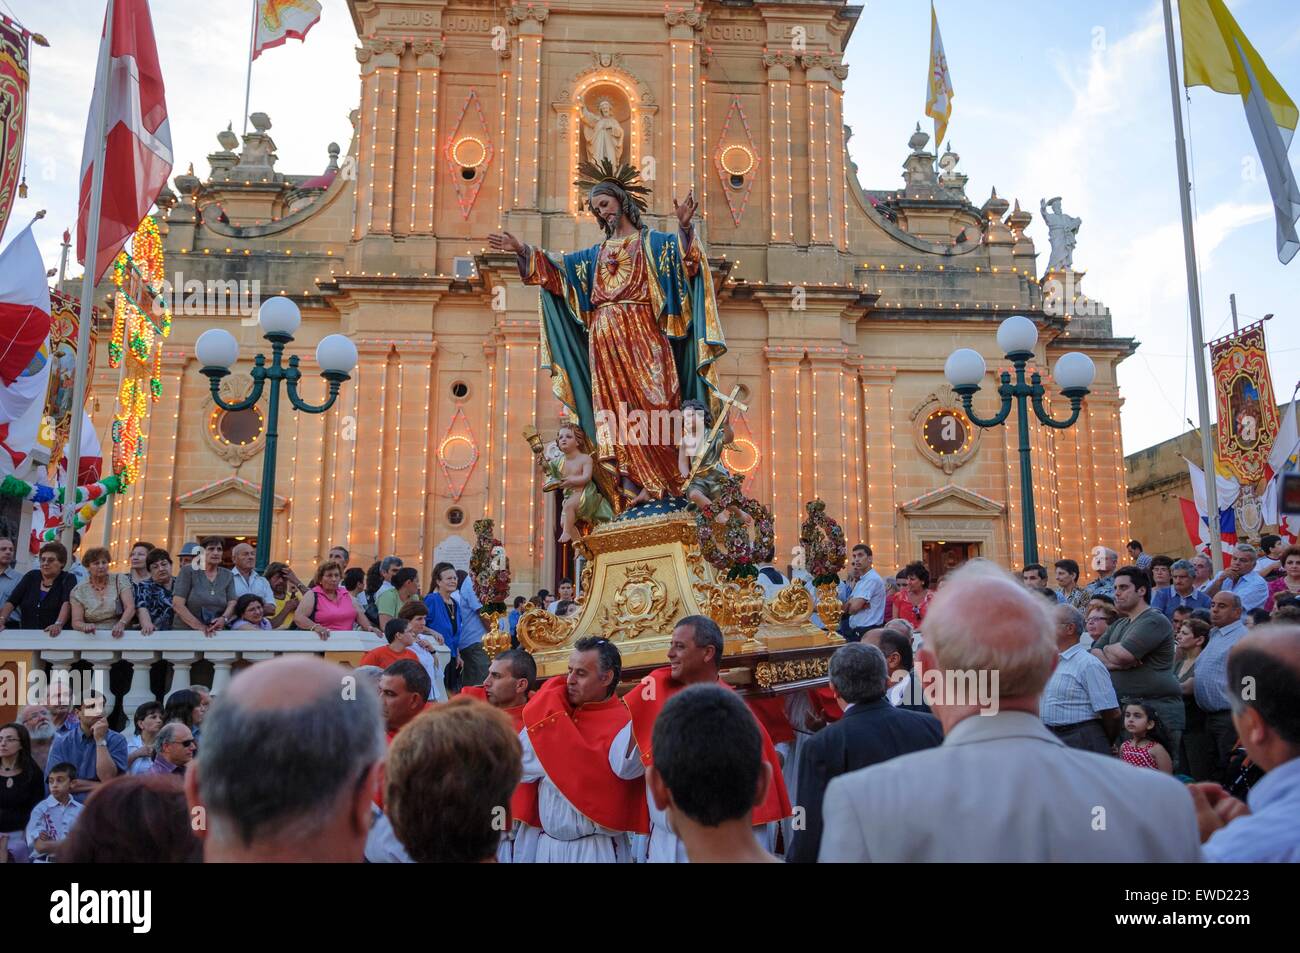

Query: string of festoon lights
left=512, top=39, right=523, bottom=210
left=417, top=358, right=431, bottom=551
left=390, top=354, right=404, bottom=556
left=527, top=342, right=539, bottom=562
left=501, top=342, right=511, bottom=547
left=484, top=346, right=496, bottom=523
left=411, top=69, right=422, bottom=235
left=284, top=382, right=301, bottom=555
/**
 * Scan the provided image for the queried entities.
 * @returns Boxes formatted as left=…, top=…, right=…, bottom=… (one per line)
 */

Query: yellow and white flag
left=925, top=2, right=954, bottom=148
left=1181, top=0, right=1300, bottom=263
left=253, top=0, right=322, bottom=60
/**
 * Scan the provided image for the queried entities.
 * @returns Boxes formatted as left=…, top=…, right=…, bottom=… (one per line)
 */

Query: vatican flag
left=925, top=2, right=954, bottom=148
left=1180, top=0, right=1300, bottom=263
left=253, top=0, right=322, bottom=59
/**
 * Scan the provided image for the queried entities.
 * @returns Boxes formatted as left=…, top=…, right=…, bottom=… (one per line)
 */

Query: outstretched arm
left=488, top=230, right=566, bottom=295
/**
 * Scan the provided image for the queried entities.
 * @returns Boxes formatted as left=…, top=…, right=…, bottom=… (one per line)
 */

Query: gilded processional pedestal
left=515, top=502, right=843, bottom=689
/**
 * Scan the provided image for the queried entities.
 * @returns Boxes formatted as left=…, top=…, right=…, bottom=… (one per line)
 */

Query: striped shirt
left=1193, top=619, right=1248, bottom=713
left=1040, top=644, right=1119, bottom=727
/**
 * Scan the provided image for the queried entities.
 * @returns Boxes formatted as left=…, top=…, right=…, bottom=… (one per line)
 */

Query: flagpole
left=62, top=0, right=116, bottom=556
left=1162, top=0, right=1223, bottom=569
left=242, top=0, right=257, bottom=135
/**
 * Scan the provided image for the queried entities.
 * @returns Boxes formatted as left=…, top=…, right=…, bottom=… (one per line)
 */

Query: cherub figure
left=679, top=399, right=752, bottom=525
left=545, top=423, right=614, bottom=542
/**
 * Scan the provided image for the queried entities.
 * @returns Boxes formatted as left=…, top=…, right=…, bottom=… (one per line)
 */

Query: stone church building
left=87, top=0, right=1135, bottom=591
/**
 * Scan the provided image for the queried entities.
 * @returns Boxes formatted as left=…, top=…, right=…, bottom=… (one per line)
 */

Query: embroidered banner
left=37, top=289, right=97, bottom=478
left=1210, top=321, right=1280, bottom=485
left=0, top=15, right=31, bottom=240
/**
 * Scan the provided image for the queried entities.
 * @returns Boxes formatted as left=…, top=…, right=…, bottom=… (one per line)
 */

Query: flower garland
left=0, top=474, right=125, bottom=541
left=800, top=498, right=846, bottom=585
left=695, top=475, right=775, bottom=579
left=469, top=517, right=511, bottom=613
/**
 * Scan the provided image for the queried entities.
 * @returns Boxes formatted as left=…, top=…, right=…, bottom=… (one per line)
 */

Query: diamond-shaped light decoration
left=713, top=96, right=760, bottom=227
left=445, top=90, right=495, bottom=220
left=438, top=405, right=480, bottom=501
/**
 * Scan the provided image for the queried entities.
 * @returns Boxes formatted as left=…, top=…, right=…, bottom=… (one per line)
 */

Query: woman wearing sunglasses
left=890, top=562, right=935, bottom=627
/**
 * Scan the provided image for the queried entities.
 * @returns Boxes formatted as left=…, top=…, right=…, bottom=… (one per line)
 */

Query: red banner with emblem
left=0, top=15, right=31, bottom=241
left=1209, top=321, right=1280, bottom=485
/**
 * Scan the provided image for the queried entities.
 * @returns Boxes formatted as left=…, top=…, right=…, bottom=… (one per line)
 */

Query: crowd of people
left=0, top=528, right=1296, bottom=864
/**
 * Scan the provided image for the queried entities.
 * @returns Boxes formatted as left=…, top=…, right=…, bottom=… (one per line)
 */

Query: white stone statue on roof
left=1041, top=196, right=1081, bottom=272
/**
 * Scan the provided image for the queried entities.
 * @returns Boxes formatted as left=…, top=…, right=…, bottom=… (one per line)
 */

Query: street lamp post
left=195, top=296, right=359, bottom=575
left=944, top=315, right=1096, bottom=566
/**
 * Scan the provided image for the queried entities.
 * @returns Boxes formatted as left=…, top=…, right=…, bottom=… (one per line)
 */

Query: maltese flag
left=77, top=0, right=172, bottom=283
left=0, top=221, right=52, bottom=384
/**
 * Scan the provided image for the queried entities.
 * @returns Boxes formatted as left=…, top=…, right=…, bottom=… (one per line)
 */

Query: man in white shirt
left=1206, top=543, right=1269, bottom=612
left=230, top=542, right=274, bottom=603
left=843, top=544, right=885, bottom=639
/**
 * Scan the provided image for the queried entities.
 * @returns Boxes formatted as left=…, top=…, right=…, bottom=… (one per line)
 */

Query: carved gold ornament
left=517, top=604, right=576, bottom=650
left=815, top=582, right=843, bottom=629
left=599, top=563, right=680, bottom=642
left=754, top=657, right=830, bottom=691
left=764, top=583, right=814, bottom=626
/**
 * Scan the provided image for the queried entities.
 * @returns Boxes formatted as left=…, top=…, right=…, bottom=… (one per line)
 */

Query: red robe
left=460, top=686, right=541, bottom=829
left=624, top=667, right=792, bottom=825
left=523, top=676, right=650, bottom=835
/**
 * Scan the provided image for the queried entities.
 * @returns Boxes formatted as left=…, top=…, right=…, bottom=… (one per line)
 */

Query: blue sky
left=5, top=0, right=1299, bottom=454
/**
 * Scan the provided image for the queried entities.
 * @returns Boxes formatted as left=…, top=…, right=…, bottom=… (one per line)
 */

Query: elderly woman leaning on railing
left=0, top=542, right=78, bottom=637
left=69, top=546, right=138, bottom=639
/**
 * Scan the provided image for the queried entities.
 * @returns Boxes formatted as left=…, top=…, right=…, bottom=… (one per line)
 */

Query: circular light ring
left=438, top=434, right=480, bottom=471
left=209, top=404, right=266, bottom=448
left=719, top=144, right=756, bottom=177
left=722, top=436, right=760, bottom=474
left=451, top=136, right=487, bottom=168
left=922, top=408, right=973, bottom=456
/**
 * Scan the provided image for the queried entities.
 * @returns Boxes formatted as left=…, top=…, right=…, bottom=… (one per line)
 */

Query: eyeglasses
left=174, top=739, right=197, bottom=748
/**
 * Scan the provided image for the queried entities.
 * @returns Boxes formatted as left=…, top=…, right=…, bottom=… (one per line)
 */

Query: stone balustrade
left=0, top=629, right=452, bottom=723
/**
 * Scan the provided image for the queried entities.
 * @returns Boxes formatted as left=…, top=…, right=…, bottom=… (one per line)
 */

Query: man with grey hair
left=17, top=705, right=56, bottom=770
left=1084, top=546, right=1119, bottom=600
left=185, top=656, right=385, bottom=862
left=1191, top=553, right=1215, bottom=593
left=1154, top=559, right=1210, bottom=619
left=1206, top=543, right=1269, bottom=611
left=148, top=721, right=195, bottom=775
left=230, top=542, right=274, bottom=604
left=1040, top=603, right=1120, bottom=754
left=376, top=556, right=403, bottom=598
left=819, top=560, right=1202, bottom=862
left=1194, top=590, right=1249, bottom=782
left=788, top=642, right=940, bottom=863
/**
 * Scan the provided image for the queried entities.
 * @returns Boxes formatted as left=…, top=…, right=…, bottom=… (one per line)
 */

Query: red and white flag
left=253, top=0, right=322, bottom=59
left=77, top=0, right=172, bottom=284
left=0, top=221, right=52, bottom=385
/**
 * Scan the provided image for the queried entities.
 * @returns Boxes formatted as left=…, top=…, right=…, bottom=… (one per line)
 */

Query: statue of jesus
left=580, top=98, right=624, bottom=167
left=489, top=160, right=727, bottom=512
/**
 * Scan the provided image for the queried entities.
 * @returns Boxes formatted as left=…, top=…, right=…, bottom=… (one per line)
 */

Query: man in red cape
left=462, top=649, right=542, bottom=862
left=520, top=637, right=648, bottom=862
left=611, top=615, right=791, bottom=862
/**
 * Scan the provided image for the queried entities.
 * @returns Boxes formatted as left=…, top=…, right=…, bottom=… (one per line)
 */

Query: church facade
left=88, top=0, right=1135, bottom=589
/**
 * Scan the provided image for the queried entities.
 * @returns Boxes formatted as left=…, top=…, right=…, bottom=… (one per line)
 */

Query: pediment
left=899, top=484, right=1004, bottom=518
left=176, top=476, right=286, bottom=511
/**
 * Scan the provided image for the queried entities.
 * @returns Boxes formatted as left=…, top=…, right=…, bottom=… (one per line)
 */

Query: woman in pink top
left=293, top=561, right=381, bottom=639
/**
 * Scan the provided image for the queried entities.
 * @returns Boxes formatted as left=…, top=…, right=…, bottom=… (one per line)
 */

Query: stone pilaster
left=507, top=5, right=548, bottom=213
left=860, top=365, right=898, bottom=568
left=409, top=38, right=445, bottom=236
left=764, top=347, right=803, bottom=554
left=666, top=9, right=704, bottom=212
left=800, top=53, right=847, bottom=248
left=763, top=51, right=796, bottom=244
left=353, top=38, right=405, bottom=239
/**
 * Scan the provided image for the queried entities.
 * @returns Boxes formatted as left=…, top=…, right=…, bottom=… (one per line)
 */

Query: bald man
left=818, top=559, right=1202, bottom=862
left=1192, top=624, right=1300, bottom=862
left=230, top=542, right=275, bottom=604
left=185, top=657, right=385, bottom=862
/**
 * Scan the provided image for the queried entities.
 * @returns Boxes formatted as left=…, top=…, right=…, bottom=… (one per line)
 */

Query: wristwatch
left=95, top=740, right=107, bottom=748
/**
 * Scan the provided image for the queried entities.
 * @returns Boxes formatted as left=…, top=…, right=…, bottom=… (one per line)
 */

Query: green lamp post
left=195, top=296, right=358, bottom=575
left=944, top=315, right=1096, bottom=566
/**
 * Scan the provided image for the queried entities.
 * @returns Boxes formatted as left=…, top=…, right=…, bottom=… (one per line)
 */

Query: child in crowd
left=1119, top=702, right=1173, bottom=773
left=26, top=763, right=83, bottom=862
